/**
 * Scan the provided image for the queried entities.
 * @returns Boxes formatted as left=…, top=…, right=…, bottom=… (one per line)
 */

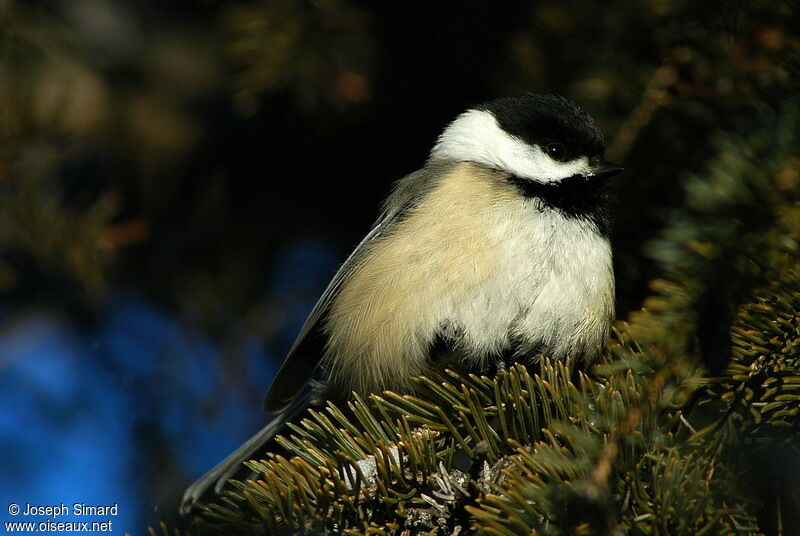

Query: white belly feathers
left=323, top=162, right=614, bottom=394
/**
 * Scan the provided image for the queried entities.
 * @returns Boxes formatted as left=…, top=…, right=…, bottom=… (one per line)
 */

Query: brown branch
left=607, top=58, right=680, bottom=161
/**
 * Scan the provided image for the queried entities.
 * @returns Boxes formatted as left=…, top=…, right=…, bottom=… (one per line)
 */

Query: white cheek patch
left=430, top=109, right=590, bottom=183
left=497, top=142, right=589, bottom=184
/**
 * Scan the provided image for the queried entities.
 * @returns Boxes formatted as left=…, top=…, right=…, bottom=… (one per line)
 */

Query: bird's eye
left=545, top=143, right=567, bottom=162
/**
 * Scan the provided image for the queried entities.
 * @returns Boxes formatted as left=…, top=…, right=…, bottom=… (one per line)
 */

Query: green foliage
left=696, top=268, right=800, bottom=444
left=189, top=355, right=764, bottom=535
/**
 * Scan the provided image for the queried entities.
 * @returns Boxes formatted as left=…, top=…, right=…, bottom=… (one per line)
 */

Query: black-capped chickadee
left=181, top=94, right=622, bottom=513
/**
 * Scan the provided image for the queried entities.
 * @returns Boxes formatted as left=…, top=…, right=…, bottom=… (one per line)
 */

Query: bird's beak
left=586, top=161, right=624, bottom=180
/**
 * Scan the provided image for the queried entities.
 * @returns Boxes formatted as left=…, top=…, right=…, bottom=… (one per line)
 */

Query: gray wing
left=180, top=394, right=312, bottom=515
left=263, top=160, right=454, bottom=412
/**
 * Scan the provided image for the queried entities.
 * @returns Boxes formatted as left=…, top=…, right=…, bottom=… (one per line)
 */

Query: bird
left=181, top=94, right=622, bottom=514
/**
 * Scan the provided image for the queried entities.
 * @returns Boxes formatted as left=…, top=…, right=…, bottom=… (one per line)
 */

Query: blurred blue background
left=0, top=241, right=338, bottom=532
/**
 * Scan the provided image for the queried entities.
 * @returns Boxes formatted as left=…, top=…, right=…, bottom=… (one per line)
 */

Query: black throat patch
left=508, top=175, right=611, bottom=235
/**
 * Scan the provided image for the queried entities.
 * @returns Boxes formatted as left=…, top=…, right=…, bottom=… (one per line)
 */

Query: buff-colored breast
left=323, top=162, right=614, bottom=394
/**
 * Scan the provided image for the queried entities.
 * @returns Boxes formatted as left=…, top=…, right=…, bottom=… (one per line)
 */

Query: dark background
left=0, top=0, right=797, bottom=533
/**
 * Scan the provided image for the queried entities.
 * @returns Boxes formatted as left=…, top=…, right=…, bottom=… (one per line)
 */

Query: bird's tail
left=180, top=395, right=311, bottom=515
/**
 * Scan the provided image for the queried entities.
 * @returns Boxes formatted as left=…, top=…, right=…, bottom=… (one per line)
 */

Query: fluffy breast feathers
left=323, top=162, right=614, bottom=395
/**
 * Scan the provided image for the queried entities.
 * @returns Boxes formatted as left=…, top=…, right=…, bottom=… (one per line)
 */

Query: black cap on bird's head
left=478, top=94, right=605, bottom=163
